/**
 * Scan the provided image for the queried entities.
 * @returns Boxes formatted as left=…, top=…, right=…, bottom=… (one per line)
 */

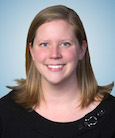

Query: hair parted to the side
left=7, top=5, right=114, bottom=109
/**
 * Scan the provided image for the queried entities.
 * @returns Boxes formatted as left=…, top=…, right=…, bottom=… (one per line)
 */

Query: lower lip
left=46, top=65, right=65, bottom=72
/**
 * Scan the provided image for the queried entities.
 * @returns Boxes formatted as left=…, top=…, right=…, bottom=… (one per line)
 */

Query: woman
left=0, top=5, right=115, bottom=138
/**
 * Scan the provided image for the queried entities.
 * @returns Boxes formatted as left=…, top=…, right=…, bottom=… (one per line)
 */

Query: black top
left=0, top=91, right=115, bottom=138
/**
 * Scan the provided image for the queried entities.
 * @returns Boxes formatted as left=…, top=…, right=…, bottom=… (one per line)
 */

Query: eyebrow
left=36, top=38, right=74, bottom=43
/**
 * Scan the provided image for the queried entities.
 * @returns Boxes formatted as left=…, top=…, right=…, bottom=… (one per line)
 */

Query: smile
left=46, top=64, right=65, bottom=72
left=47, top=65, right=64, bottom=69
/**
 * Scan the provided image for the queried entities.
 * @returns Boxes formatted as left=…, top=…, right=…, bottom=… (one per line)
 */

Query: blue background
left=0, top=0, right=115, bottom=97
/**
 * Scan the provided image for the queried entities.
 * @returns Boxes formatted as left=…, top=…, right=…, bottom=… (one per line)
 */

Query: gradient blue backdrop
left=0, top=0, right=115, bottom=97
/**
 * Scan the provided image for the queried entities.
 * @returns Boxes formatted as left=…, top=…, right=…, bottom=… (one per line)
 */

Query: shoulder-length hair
left=8, top=5, right=114, bottom=109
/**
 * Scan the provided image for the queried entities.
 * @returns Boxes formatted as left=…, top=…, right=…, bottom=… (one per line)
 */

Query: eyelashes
left=39, top=42, right=71, bottom=47
left=40, top=43, right=49, bottom=47
left=61, top=42, right=71, bottom=47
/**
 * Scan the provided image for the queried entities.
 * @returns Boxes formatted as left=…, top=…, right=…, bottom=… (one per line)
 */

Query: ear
left=29, top=42, right=34, bottom=61
left=79, top=40, right=87, bottom=60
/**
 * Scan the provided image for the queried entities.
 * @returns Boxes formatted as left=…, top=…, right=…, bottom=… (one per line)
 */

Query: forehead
left=35, top=19, right=76, bottom=41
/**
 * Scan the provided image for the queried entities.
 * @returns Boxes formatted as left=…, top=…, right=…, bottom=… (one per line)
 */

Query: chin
left=46, top=79, right=64, bottom=85
left=42, top=75, right=65, bottom=85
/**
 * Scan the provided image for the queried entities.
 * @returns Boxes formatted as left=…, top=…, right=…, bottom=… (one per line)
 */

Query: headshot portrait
left=0, top=0, right=115, bottom=137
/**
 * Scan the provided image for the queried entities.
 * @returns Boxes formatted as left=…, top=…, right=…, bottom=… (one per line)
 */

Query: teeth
left=48, top=65, right=64, bottom=69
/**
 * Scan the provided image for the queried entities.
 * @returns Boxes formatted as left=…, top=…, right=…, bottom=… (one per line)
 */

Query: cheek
left=33, top=50, right=48, bottom=63
left=63, top=48, right=79, bottom=62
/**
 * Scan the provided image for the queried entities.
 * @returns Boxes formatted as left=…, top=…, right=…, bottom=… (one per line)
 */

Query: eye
left=40, top=43, right=49, bottom=47
left=62, top=42, right=71, bottom=47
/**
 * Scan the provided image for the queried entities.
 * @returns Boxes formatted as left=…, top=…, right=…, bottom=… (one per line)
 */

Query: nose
left=49, top=45, right=62, bottom=59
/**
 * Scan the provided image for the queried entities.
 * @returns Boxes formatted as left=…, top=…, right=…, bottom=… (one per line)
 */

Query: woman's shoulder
left=104, top=94, right=115, bottom=106
left=0, top=91, right=14, bottom=105
left=99, top=94, right=115, bottom=114
left=93, top=94, right=115, bottom=126
left=0, top=91, right=20, bottom=115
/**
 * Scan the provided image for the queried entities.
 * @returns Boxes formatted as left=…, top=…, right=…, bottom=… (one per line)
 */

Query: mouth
left=47, top=65, right=64, bottom=69
left=46, top=64, right=65, bottom=71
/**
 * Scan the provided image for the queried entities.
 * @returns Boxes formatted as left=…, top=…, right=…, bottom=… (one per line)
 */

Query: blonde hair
left=8, top=5, right=114, bottom=109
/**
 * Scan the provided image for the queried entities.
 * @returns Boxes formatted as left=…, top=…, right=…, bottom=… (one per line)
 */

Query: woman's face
left=30, top=19, right=86, bottom=85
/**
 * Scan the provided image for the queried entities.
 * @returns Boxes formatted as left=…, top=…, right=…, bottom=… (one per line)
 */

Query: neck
left=40, top=76, right=81, bottom=107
